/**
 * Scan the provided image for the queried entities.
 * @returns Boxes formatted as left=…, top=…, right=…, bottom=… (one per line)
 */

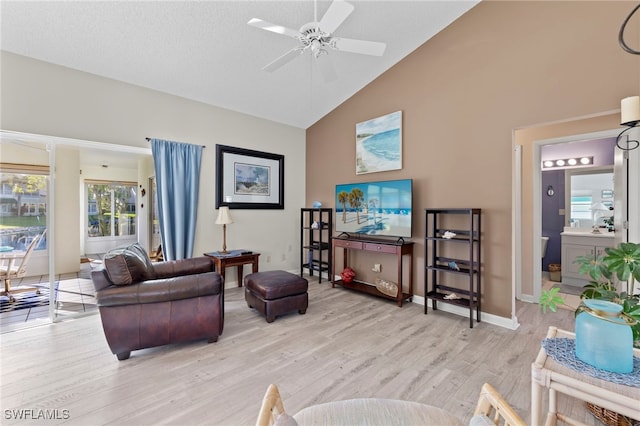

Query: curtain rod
left=145, top=137, right=206, bottom=148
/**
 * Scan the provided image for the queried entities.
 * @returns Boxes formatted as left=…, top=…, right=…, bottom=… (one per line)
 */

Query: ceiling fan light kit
left=248, top=0, right=387, bottom=82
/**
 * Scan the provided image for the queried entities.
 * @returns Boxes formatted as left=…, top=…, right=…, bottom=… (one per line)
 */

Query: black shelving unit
left=424, top=208, right=481, bottom=328
left=300, top=208, right=332, bottom=283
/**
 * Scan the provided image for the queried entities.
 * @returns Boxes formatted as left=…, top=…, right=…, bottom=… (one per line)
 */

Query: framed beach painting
left=356, top=110, right=402, bottom=175
left=215, top=144, right=284, bottom=209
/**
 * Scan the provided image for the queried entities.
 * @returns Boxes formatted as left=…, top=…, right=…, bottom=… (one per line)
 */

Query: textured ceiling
left=1, top=1, right=479, bottom=129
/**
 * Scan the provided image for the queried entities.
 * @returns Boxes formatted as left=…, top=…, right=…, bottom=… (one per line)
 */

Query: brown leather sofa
left=91, top=243, right=224, bottom=360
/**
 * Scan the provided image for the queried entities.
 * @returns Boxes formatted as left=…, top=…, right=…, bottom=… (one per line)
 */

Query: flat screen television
left=335, top=179, right=412, bottom=238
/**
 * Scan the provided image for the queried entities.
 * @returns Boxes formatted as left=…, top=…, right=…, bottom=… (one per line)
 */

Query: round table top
left=293, top=398, right=464, bottom=425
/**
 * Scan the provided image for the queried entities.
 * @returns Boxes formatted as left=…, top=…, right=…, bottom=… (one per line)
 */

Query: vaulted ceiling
left=1, top=1, right=479, bottom=129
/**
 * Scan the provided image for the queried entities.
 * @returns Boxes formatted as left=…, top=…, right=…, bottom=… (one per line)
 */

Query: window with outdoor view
left=87, top=182, right=137, bottom=238
left=570, top=195, right=593, bottom=221
left=0, top=168, right=48, bottom=250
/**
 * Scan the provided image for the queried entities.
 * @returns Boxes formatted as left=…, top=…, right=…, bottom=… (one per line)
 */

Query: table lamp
left=591, top=202, right=609, bottom=230
left=215, top=206, right=233, bottom=253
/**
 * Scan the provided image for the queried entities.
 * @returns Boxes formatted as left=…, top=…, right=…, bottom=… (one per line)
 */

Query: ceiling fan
left=248, top=0, right=386, bottom=82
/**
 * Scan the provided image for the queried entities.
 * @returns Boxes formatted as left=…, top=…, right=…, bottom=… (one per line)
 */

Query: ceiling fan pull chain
left=314, top=0, right=318, bottom=28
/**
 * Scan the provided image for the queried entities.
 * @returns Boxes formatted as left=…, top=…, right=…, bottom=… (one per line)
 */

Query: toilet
left=541, top=236, right=549, bottom=258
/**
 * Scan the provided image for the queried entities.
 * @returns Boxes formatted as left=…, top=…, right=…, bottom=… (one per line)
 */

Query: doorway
left=540, top=138, right=616, bottom=276
left=511, top=112, right=629, bottom=308
left=0, top=130, right=152, bottom=330
left=513, top=116, right=640, bottom=311
left=531, top=129, right=623, bottom=303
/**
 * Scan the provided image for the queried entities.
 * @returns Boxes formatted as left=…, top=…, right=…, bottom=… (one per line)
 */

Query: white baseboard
left=518, top=294, right=536, bottom=304
left=412, top=295, right=520, bottom=330
left=236, top=272, right=521, bottom=331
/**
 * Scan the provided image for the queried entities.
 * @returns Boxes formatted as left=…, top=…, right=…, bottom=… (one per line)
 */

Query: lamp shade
left=591, top=202, right=609, bottom=212
left=621, top=96, right=640, bottom=126
left=215, top=206, right=233, bottom=225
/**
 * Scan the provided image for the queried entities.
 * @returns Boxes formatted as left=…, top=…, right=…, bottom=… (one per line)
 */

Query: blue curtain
left=150, top=139, right=202, bottom=260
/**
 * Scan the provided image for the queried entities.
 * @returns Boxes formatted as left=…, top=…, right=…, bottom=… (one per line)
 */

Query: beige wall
left=54, top=147, right=82, bottom=274
left=1, top=52, right=306, bottom=282
left=306, top=1, right=640, bottom=318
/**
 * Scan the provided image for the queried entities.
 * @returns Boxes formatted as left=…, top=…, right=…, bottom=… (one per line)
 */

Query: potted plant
left=540, top=242, right=640, bottom=426
left=540, top=241, right=640, bottom=346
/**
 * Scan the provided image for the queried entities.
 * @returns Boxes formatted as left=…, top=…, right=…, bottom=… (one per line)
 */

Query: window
left=87, top=182, right=137, bottom=238
left=570, top=196, right=593, bottom=220
left=0, top=166, right=48, bottom=250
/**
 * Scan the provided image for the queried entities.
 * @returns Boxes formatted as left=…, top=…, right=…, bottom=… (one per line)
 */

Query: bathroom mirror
left=565, top=167, right=614, bottom=228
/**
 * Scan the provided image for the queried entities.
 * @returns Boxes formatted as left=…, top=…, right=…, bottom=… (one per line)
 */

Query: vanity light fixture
left=617, top=96, right=640, bottom=151
left=541, top=156, right=593, bottom=169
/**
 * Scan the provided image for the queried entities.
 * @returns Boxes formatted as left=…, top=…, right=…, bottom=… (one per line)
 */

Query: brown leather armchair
left=91, top=243, right=224, bottom=360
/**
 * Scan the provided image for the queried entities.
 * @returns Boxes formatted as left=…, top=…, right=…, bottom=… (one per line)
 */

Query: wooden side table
left=204, top=250, right=260, bottom=287
left=531, top=326, right=640, bottom=426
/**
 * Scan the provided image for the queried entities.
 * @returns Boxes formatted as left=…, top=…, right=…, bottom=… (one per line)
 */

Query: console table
left=331, top=237, right=413, bottom=307
left=204, top=250, right=260, bottom=287
left=531, top=326, right=640, bottom=426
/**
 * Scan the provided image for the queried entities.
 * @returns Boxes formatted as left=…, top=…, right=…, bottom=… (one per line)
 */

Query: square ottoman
left=244, top=271, right=308, bottom=323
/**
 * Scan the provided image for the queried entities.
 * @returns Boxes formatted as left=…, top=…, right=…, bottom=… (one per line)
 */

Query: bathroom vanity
left=560, top=228, right=615, bottom=287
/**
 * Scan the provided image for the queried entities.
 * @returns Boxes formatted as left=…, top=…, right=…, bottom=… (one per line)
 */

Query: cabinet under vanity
left=560, top=230, right=615, bottom=287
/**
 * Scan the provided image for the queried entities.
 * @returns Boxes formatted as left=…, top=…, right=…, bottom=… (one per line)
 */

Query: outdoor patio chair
left=0, top=229, right=46, bottom=302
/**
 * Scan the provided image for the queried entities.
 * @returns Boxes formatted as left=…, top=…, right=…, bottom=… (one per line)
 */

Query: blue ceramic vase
left=575, top=299, right=633, bottom=373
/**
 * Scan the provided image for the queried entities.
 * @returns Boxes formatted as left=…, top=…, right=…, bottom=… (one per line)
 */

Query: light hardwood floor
left=1, top=280, right=600, bottom=425
left=0, top=257, right=101, bottom=329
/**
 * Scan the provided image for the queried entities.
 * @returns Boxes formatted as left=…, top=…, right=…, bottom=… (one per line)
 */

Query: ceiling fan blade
left=319, top=0, right=354, bottom=35
left=263, top=48, right=304, bottom=72
left=315, top=53, right=338, bottom=83
left=247, top=18, right=300, bottom=39
left=333, top=37, right=386, bottom=56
